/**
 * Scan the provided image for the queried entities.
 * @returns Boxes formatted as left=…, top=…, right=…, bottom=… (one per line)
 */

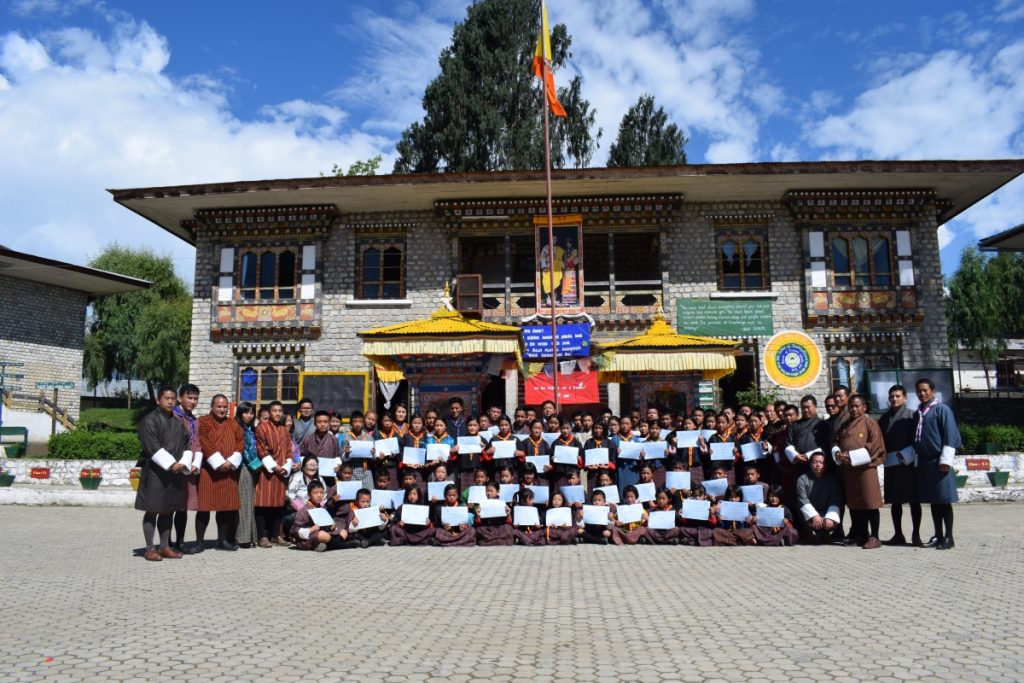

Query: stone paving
left=0, top=503, right=1022, bottom=682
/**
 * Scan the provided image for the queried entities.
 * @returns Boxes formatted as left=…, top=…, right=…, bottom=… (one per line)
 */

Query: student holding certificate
left=342, top=489, right=390, bottom=548
left=196, top=393, right=245, bottom=552
left=485, top=416, right=518, bottom=481
left=580, top=489, right=615, bottom=545
left=543, top=491, right=580, bottom=545
left=474, top=481, right=513, bottom=546
left=832, top=394, right=886, bottom=549
left=582, top=422, right=617, bottom=494
left=516, top=420, right=551, bottom=488
left=646, top=489, right=683, bottom=545
left=641, top=424, right=668, bottom=489
left=706, top=414, right=738, bottom=485
left=291, top=480, right=353, bottom=551
left=671, top=417, right=706, bottom=488
left=713, top=486, right=756, bottom=546
left=341, top=411, right=375, bottom=490
left=511, top=488, right=545, bottom=546
left=752, top=486, right=798, bottom=546
left=551, top=419, right=584, bottom=495
left=285, top=456, right=322, bottom=534
left=430, top=484, right=475, bottom=547
left=679, top=484, right=716, bottom=547
left=613, top=415, right=645, bottom=499
left=135, top=386, right=191, bottom=561
left=390, top=486, right=435, bottom=546
left=426, top=418, right=459, bottom=488
left=254, top=401, right=294, bottom=549
left=610, top=486, right=649, bottom=545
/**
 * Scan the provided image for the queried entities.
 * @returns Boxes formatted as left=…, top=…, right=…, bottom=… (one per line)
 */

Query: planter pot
left=79, top=477, right=102, bottom=490
left=0, top=473, right=14, bottom=487
left=129, top=468, right=141, bottom=491
left=986, top=471, right=1010, bottom=488
left=955, top=475, right=969, bottom=489
left=130, top=478, right=140, bottom=491
left=984, top=442, right=1000, bottom=455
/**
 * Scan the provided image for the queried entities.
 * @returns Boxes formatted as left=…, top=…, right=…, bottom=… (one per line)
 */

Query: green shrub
left=48, top=431, right=140, bottom=460
left=957, top=424, right=1024, bottom=454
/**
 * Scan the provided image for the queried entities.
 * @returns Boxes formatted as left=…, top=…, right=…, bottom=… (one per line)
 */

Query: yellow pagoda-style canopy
left=359, top=305, right=523, bottom=381
left=595, top=318, right=740, bottom=380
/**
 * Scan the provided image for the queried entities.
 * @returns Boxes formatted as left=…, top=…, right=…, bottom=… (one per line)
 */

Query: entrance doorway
left=718, top=353, right=755, bottom=408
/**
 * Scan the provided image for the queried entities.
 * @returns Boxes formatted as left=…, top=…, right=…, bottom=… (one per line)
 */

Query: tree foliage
left=393, top=0, right=600, bottom=173
left=607, top=94, right=688, bottom=167
left=84, top=245, right=191, bottom=403
left=323, top=154, right=383, bottom=177
left=946, top=247, right=1024, bottom=395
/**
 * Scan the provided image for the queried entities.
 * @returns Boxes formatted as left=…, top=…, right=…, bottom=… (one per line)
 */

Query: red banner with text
left=525, top=368, right=599, bottom=405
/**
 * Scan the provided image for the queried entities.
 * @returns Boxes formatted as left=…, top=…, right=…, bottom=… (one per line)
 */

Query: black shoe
left=359, top=538, right=369, bottom=549
left=921, top=536, right=942, bottom=548
left=936, top=538, right=956, bottom=550
left=216, top=540, right=239, bottom=551
left=170, top=542, right=183, bottom=552
left=882, top=534, right=906, bottom=546
left=182, top=542, right=202, bottom=554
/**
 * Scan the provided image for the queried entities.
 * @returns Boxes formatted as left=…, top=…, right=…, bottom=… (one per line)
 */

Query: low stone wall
left=1, top=460, right=136, bottom=487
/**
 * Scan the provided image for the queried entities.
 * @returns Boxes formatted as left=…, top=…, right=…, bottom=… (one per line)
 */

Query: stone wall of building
left=902, top=210, right=951, bottom=368
left=0, top=274, right=87, bottom=420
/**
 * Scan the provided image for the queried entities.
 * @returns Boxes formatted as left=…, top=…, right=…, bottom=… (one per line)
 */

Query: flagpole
left=539, top=17, right=560, bottom=415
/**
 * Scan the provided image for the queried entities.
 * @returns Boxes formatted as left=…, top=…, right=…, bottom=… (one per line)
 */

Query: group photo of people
left=133, top=378, right=962, bottom=560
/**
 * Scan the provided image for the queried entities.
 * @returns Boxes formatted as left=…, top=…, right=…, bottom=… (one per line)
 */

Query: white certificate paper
left=595, top=485, right=620, bottom=505
left=741, top=442, right=764, bottom=462
left=441, top=506, right=470, bottom=527
left=541, top=432, right=559, bottom=445
left=848, top=447, right=871, bottom=467
left=642, top=442, right=667, bottom=460
left=648, top=510, right=676, bottom=529
left=545, top=507, right=572, bottom=527
left=700, top=430, right=717, bottom=441
left=740, top=485, right=764, bottom=504
left=354, top=506, right=385, bottom=529
left=426, top=443, right=450, bottom=461
left=479, top=499, right=507, bottom=519
left=665, top=471, right=691, bottom=490
left=348, top=440, right=374, bottom=459
left=400, top=504, right=430, bottom=526
left=674, top=431, right=700, bottom=448
left=584, top=448, right=609, bottom=467
left=402, top=448, right=426, bottom=466
left=582, top=505, right=610, bottom=526
left=491, top=440, right=516, bottom=459
left=499, top=484, right=519, bottom=503
left=374, top=438, right=400, bottom=456
left=702, top=478, right=728, bottom=498
left=756, top=506, right=785, bottom=527
left=635, top=482, right=656, bottom=503
left=527, top=484, right=549, bottom=505
left=719, top=500, right=750, bottom=522
left=336, top=481, right=362, bottom=500
left=617, top=441, right=642, bottom=460
left=457, top=436, right=482, bottom=454
left=525, top=455, right=550, bottom=472
left=560, top=485, right=585, bottom=504
left=317, top=457, right=338, bottom=478
left=513, top=505, right=540, bottom=527
left=427, top=481, right=449, bottom=501
left=616, top=503, right=644, bottom=524
left=371, top=489, right=403, bottom=510
left=465, top=486, right=487, bottom=505
left=308, top=507, right=334, bottom=527
left=553, top=445, right=579, bottom=465
left=710, top=443, right=736, bottom=461
left=682, top=499, right=711, bottom=521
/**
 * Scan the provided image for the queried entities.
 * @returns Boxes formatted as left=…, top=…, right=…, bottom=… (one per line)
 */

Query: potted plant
left=986, top=468, right=1010, bottom=488
left=79, top=467, right=102, bottom=490
left=954, top=469, right=968, bottom=489
left=129, top=467, right=142, bottom=491
left=0, top=466, right=14, bottom=487
left=984, top=441, right=1000, bottom=455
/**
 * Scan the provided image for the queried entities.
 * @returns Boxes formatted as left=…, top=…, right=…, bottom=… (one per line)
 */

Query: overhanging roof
left=979, top=222, right=1024, bottom=252
left=109, top=159, right=1024, bottom=245
left=0, top=246, right=150, bottom=296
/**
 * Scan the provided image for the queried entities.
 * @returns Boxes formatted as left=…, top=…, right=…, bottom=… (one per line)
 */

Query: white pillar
left=504, top=369, right=518, bottom=416
left=607, top=382, right=621, bottom=416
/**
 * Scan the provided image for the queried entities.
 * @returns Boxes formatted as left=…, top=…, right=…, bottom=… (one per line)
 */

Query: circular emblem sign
left=763, top=331, right=822, bottom=390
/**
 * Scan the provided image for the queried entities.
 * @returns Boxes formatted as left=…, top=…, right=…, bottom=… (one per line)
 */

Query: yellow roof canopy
left=595, top=318, right=739, bottom=380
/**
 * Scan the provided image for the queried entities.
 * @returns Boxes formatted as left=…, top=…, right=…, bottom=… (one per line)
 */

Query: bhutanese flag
left=532, top=0, right=567, bottom=117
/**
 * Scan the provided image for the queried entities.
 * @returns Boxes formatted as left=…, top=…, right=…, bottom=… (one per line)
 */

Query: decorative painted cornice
left=783, top=190, right=936, bottom=222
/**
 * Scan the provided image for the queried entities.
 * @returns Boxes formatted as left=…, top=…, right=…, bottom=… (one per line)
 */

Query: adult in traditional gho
left=253, top=400, right=293, bottom=548
left=292, top=397, right=316, bottom=445
left=196, top=394, right=245, bottom=551
left=912, top=378, right=962, bottom=550
left=171, top=383, right=202, bottom=552
left=300, top=410, right=340, bottom=467
left=135, top=386, right=191, bottom=561
left=832, top=394, right=886, bottom=549
left=878, top=384, right=921, bottom=546
left=794, top=452, right=843, bottom=544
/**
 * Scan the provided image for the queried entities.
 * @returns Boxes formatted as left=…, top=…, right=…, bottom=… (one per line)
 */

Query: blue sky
left=1, top=0, right=1022, bottom=282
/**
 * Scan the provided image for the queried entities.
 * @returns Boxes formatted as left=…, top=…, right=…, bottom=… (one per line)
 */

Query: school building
left=110, top=159, right=1024, bottom=417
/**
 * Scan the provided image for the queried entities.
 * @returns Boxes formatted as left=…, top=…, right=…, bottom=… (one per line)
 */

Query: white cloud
left=0, top=19, right=394, bottom=281
left=937, top=223, right=955, bottom=251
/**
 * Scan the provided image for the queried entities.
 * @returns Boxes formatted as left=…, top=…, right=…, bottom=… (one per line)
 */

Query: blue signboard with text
left=522, top=324, right=591, bottom=359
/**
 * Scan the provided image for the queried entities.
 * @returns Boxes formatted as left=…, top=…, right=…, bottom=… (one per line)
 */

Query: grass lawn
left=78, top=407, right=149, bottom=432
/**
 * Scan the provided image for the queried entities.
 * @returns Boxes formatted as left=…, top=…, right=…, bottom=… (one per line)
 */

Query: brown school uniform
left=544, top=508, right=580, bottom=545
left=389, top=504, right=435, bottom=546
left=752, top=504, right=799, bottom=546
left=706, top=433, right=737, bottom=485
left=645, top=504, right=683, bottom=545
left=474, top=503, right=513, bottom=546
left=373, top=426, right=401, bottom=488
left=610, top=509, right=649, bottom=545
left=431, top=503, right=475, bottom=547
left=196, top=414, right=244, bottom=511
left=551, top=436, right=583, bottom=493
left=835, top=414, right=886, bottom=511
left=680, top=506, right=716, bottom=547
left=253, top=420, right=291, bottom=508
left=290, top=501, right=344, bottom=550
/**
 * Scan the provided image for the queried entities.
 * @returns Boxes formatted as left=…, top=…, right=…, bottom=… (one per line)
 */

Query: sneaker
left=315, top=542, right=327, bottom=552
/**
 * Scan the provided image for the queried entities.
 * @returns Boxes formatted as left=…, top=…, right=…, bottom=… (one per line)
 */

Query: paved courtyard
left=0, top=503, right=1022, bottom=683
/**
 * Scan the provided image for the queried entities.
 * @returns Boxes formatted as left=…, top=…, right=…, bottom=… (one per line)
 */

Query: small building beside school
left=110, top=159, right=1024, bottom=416
left=0, top=246, right=149, bottom=426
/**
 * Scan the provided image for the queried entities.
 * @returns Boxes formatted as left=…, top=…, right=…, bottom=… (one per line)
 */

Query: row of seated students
left=289, top=454, right=799, bottom=549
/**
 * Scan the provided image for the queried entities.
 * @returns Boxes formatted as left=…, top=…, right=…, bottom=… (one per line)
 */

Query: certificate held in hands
left=348, top=440, right=374, bottom=459
left=665, top=471, right=691, bottom=490
left=553, top=445, right=579, bottom=465
left=457, top=436, right=483, bottom=454
left=682, top=499, right=711, bottom=521
left=719, top=500, right=750, bottom=522
left=582, top=505, right=610, bottom=526
left=710, top=443, right=736, bottom=461
left=740, top=442, right=764, bottom=462
left=560, top=485, right=585, bottom=504
left=584, top=448, right=609, bottom=467
left=641, top=441, right=667, bottom=460
left=374, top=437, right=400, bottom=456
left=401, top=504, right=430, bottom=526
left=441, top=505, right=470, bottom=527
left=546, top=507, right=572, bottom=527
left=702, top=477, right=728, bottom=498
left=426, top=443, right=450, bottom=462
left=648, top=510, right=676, bottom=530
left=618, top=441, right=642, bottom=460
left=848, top=447, right=872, bottom=467
left=308, top=507, right=335, bottom=528
left=336, top=481, right=361, bottom=501
left=317, top=457, right=339, bottom=479
left=740, top=484, right=764, bottom=504
left=616, top=503, right=644, bottom=524
left=527, top=484, right=549, bottom=505
left=402, top=448, right=426, bottom=466
left=525, top=455, right=550, bottom=472
left=594, top=485, right=619, bottom=505
left=513, top=505, right=540, bottom=527
left=756, top=506, right=785, bottom=527
left=674, top=431, right=700, bottom=448
left=479, top=499, right=507, bottom=518
left=635, top=482, right=656, bottom=503
left=354, top=506, right=385, bottom=529
left=466, top=486, right=488, bottom=505
left=427, top=481, right=449, bottom=501
left=491, top=440, right=516, bottom=459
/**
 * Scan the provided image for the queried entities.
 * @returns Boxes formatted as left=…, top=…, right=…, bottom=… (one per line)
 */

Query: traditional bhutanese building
left=109, top=159, right=1024, bottom=416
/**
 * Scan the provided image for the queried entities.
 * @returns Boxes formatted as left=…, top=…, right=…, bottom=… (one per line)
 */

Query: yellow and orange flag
left=532, top=0, right=567, bottom=117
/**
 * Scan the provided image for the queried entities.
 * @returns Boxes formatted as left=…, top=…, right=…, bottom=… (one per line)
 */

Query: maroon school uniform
left=706, top=433, right=737, bottom=486
left=372, top=427, right=401, bottom=490
left=543, top=506, right=579, bottom=545
left=582, top=436, right=618, bottom=494
left=752, top=505, right=799, bottom=546
left=474, top=504, right=513, bottom=546
left=551, top=436, right=584, bottom=493
left=680, top=508, right=716, bottom=547
left=389, top=504, right=435, bottom=546
left=290, top=502, right=344, bottom=550
left=610, top=521, right=648, bottom=545
left=512, top=526, right=546, bottom=546
left=430, top=503, right=475, bottom=547
left=458, top=435, right=487, bottom=492
left=645, top=505, right=683, bottom=545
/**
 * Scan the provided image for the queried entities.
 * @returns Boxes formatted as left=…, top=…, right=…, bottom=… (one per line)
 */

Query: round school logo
left=763, top=331, right=822, bottom=390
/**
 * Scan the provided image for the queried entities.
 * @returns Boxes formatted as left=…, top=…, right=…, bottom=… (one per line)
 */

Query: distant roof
left=979, top=223, right=1024, bottom=252
left=0, top=246, right=150, bottom=296
left=109, top=159, right=1024, bottom=245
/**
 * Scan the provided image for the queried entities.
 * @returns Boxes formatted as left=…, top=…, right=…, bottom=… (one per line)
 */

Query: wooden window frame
left=716, top=231, right=769, bottom=291
left=828, top=354, right=898, bottom=395
left=828, top=231, right=894, bottom=289
left=236, top=246, right=300, bottom=301
left=237, top=364, right=302, bottom=411
left=357, top=240, right=406, bottom=300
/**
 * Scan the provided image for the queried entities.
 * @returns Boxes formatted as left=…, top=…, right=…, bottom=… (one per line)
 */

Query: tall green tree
left=393, top=0, right=600, bottom=173
left=607, top=94, right=688, bottom=167
left=947, top=247, right=1004, bottom=396
left=84, top=245, right=191, bottom=405
left=322, top=154, right=383, bottom=177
